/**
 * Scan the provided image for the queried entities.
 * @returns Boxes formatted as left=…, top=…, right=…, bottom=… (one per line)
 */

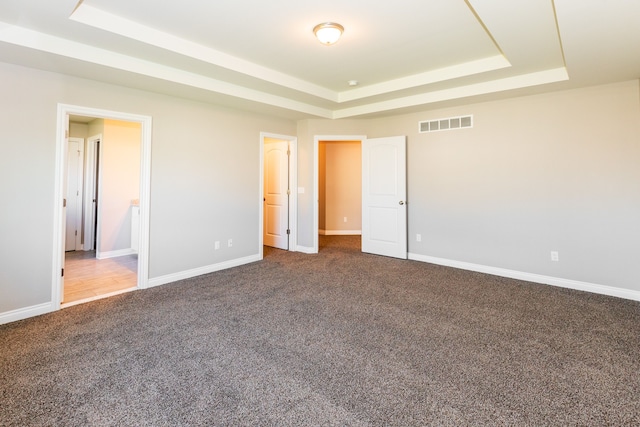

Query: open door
left=263, top=139, right=289, bottom=250
left=362, top=136, right=407, bottom=259
left=65, top=138, right=84, bottom=251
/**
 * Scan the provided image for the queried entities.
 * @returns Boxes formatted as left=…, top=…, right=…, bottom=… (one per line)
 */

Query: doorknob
left=399, top=201, right=404, bottom=205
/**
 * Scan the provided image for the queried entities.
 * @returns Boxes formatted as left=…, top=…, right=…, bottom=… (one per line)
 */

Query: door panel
left=65, top=138, right=84, bottom=251
left=362, top=136, right=407, bottom=259
left=264, top=140, right=289, bottom=249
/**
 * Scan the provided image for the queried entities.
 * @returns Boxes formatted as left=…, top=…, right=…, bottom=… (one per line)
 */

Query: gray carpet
left=1, top=235, right=639, bottom=426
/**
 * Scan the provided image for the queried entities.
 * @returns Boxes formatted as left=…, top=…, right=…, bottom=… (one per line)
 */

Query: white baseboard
left=296, top=245, right=316, bottom=254
left=408, top=253, right=640, bottom=302
left=147, top=254, right=261, bottom=289
left=97, top=248, right=136, bottom=260
left=320, top=229, right=362, bottom=236
left=0, top=302, right=54, bottom=325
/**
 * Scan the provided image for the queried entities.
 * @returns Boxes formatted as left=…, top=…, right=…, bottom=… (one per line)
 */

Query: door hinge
left=63, top=198, right=67, bottom=208
left=61, top=268, right=64, bottom=277
left=287, top=189, right=291, bottom=195
left=286, top=229, right=290, bottom=235
left=287, top=149, right=290, bottom=156
left=75, top=230, right=78, bottom=236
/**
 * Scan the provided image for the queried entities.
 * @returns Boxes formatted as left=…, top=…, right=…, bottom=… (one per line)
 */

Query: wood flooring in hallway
left=63, top=250, right=137, bottom=305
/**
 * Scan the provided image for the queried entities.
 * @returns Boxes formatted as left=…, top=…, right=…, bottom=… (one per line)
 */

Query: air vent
left=419, top=115, right=473, bottom=133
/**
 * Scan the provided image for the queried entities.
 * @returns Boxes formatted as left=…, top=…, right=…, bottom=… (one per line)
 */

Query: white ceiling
left=1, top=1, right=639, bottom=120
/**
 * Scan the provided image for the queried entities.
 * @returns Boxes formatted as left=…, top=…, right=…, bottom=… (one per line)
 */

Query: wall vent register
left=419, top=115, right=473, bottom=133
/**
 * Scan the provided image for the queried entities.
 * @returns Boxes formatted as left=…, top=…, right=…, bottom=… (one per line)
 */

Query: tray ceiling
left=0, top=0, right=638, bottom=119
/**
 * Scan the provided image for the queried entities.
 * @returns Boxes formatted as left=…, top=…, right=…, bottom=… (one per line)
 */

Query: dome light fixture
left=313, top=22, right=344, bottom=45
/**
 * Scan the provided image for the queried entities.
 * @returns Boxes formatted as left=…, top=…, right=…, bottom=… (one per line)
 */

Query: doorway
left=64, top=117, right=140, bottom=305
left=313, top=135, right=366, bottom=253
left=318, top=140, right=363, bottom=238
left=53, top=104, right=152, bottom=309
left=313, top=134, right=407, bottom=258
left=260, top=132, right=297, bottom=258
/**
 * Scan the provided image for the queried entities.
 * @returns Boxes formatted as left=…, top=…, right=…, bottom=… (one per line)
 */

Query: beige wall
left=1, top=56, right=639, bottom=321
left=298, top=80, right=640, bottom=293
left=0, top=61, right=295, bottom=316
left=320, top=141, right=362, bottom=234
left=368, top=80, right=640, bottom=290
left=99, top=119, right=141, bottom=253
left=69, top=122, right=88, bottom=139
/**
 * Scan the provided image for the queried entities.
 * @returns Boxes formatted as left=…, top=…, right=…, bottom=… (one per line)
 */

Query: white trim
left=313, top=135, right=367, bottom=254
left=296, top=245, right=316, bottom=254
left=147, top=254, right=261, bottom=288
left=408, top=253, right=640, bottom=302
left=61, top=287, right=137, bottom=309
left=83, top=134, right=101, bottom=252
left=319, top=229, right=362, bottom=236
left=96, top=248, right=137, bottom=260
left=332, top=68, right=569, bottom=119
left=0, top=302, right=54, bottom=325
left=54, top=104, right=152, bottom=312
left=70, top=4, right=338, bottom=103
left=259, top=132, right=298, bottom=257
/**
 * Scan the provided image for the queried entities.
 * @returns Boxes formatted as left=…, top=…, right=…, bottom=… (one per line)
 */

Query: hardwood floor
left=63, top=250, right=137, bottom=305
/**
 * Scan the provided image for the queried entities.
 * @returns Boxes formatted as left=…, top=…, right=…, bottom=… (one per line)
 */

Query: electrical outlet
left=215, top=241, right=220, bottom=250
left=416, top=234, right=422, bottom=242
left=344, top=217, right=347, bottom=223
left=550, top=251, right=559, bottom=262
left=228, top=239, right=233, bottom=248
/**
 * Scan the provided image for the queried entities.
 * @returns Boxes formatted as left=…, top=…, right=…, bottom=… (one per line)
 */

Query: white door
left=264, top=140, right=289, bottom=249
left=362, top=136, right=407, bottom=259
left=83, top=136, right=100, bottom=252
left=65, top=138, right=84, bottom=251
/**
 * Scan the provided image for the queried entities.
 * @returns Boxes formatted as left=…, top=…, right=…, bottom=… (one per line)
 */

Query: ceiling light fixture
left=313, top=22, right=344, bottom=45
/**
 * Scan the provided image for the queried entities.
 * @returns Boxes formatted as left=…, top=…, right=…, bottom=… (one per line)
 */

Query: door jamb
left=83, top=134, right=101, bottom=252
left=259, top=132, right=297, bottom=258
left=53, top=104, right=152, bottom=308
left=313, top=134, right=367, bottom=254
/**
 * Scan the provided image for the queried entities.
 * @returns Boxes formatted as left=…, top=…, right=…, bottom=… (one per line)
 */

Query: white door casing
left=312, top=135, right=367, bottom=254
left=65, top=137, right=84, bottom=251
left=82, top=135, right=100, bottom=252
left=59, top=114, right=70, bottom=302
left=264, top=139, right=289, bottom=250
left=54, top=104, right=152, bottom=309
left=362, top=136, right=407, bottom=259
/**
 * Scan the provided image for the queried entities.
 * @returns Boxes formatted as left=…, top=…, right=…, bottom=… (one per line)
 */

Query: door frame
left=259, top=132, right=297, bottom=258
left=313, top=134, right=367, bottom=253
left=82, top=134, right=101, bottom=252
left=53, top=104, right=152, bottom=308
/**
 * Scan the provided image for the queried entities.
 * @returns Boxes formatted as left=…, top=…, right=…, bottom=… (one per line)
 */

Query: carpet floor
left=1, top=236, right=639, bottom=426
